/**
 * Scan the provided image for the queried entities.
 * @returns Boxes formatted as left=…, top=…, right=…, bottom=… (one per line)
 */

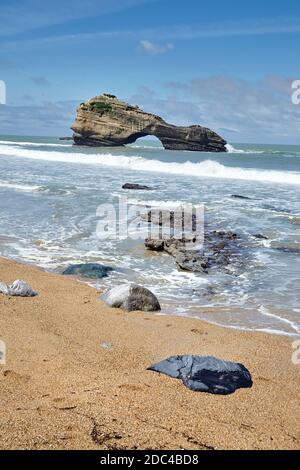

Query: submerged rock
left=71, top=94, right=227, bottom=152
left=101, top=284, right=161, bottom=312
left=148, top=355, right=252, bottom=395
left=122, top=183, right=153, bottom=190
left=146, top=236, right=210, bottom=273
left=63, top=263, right=113, bottom=279
left=0, top=279, right=37, bottom=297
left=231, top=194, right=251, bottom=200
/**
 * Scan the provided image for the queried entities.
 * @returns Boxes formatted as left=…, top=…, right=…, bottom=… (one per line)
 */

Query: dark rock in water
left=102, top=284, right=161, bottom=312
left=288, top=216, right=300, bottom=225
left=253, top=233, right=268, bottom=240
left=231, top=195, right=251, bottom=200
left=145, top=229, right=241, bottom=274
left=71, top=94, right=227, bottom=152
left=145, top=239, right=165, bottom=251
left=63, top=263, right=113, bottom=279
left=148, top=355, right=252, bottom=395
left=59, top=136, right=73, bottom=141
left=0, top=279, right=37, bottom=297
left=122, top=183, right=153, bottom=190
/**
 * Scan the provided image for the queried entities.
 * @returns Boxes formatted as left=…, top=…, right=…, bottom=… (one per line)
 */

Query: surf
left=1, top=143, right=300, bottom=186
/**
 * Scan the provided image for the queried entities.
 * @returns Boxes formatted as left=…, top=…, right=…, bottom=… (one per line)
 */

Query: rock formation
left=101, top=284, right=161, bottom=312
left=143, top=208, right=243, bottom=274
left=63, top=263, right=113, bottom=279
left=71, top=93, right=227, bottom=152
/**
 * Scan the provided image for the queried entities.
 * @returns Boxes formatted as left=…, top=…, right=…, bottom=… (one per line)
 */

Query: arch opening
left=126, top=134, right=164, bottom=149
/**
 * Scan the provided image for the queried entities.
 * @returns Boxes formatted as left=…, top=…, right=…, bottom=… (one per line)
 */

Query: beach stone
left=63, top=263, right=113, bottom=279
left=148, top=355, right=252, bottom=395
left=101, top=284, right=161, bottom=312
left=0, top=279, right=37, bottom=297
left=122, top=183, right=153, bottom=190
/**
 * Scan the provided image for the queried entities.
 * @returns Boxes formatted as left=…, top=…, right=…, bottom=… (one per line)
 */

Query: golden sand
left=0, top=257, right=299, bottom=450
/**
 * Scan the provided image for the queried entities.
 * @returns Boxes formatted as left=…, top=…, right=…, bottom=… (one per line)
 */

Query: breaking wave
left=0, top=140, right=72, bottom=147
left=1, top=144, right=300, bottom=185
left=0, top=181, right=42, bottom=192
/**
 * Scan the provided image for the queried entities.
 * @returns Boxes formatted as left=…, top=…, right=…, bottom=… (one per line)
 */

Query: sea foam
left=0, top=143, right=300, bottom=186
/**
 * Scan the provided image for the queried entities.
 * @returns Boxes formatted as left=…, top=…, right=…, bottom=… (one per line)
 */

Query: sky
left=0, top=0, right=300, bottom=143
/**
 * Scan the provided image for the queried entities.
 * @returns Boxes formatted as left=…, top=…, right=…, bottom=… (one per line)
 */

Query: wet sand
left=0, top=257, right=299, bottom=450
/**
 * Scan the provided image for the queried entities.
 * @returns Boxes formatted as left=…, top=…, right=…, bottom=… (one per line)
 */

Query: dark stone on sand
left=102, top=284, right=161, bottom=312
left=122, top=183, right=153, bottom=190
left=148, top=355, right=253, bottom=395
left=63, top=263, right=113, bottom=279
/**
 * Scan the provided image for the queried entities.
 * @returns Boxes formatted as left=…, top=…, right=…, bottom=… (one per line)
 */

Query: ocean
left=0, top=135, right=299, bottom=336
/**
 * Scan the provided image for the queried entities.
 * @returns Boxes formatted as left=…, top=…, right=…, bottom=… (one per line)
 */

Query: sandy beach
left=0, top=256, right=299, bottom=450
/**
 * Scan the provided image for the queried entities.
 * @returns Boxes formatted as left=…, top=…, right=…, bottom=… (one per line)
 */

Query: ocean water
left=0, top=135, right=299, bottom=336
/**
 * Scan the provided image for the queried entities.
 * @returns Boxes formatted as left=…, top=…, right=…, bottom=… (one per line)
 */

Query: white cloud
left=0, top=0, right=154, bottom=36
left=131, top=76, right=300, bottom=144
left=2, top=15, right=300, bottom=50
left=140, top=40, right=174, bottom=55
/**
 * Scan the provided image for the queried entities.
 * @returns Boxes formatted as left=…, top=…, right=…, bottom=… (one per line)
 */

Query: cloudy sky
left=0, top=0, right=300, bottom=143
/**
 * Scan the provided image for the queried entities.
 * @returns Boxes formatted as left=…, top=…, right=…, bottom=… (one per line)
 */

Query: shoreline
left=0, top=256, right=299, bottom=449
left=1, top=254, right=298, bottom=339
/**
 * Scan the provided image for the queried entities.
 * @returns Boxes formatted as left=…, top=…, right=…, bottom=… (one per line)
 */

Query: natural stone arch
left=71, top=94, right=227, bottom=152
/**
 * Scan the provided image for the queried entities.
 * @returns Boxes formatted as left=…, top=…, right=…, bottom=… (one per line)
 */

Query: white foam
left=127, top=198, right=198, bottom=209
left=225, top=144, right=264, bottom=154
left=129, top=144, right=163, bottom=149
left=258, top=305, right=300, bottom=334
left=1, top=144, right=300, bottom=186
left=0, top=140, right=72, bottom=147
left=0, top=181, right=42, bottom=192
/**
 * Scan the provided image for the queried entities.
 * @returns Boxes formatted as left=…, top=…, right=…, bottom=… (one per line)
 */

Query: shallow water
left=0, top=135, right=299, bottom=336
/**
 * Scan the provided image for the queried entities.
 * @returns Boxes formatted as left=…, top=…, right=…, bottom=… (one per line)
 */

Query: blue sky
left=0, top=0, right=300, bottom=143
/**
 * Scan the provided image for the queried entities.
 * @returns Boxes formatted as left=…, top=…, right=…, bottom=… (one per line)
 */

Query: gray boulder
left=148, top=355, right=252, bottom=395
left=101, top=284, right=161, bottom=312
left=0, top=279, right=37, bottom=297
left=63, top=263, right=113, bottom=279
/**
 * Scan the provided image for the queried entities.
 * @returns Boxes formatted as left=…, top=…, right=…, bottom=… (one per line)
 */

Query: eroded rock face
left=148, top=355, right=253, bottom=394
left=71, top=93, right=227, bottom=152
